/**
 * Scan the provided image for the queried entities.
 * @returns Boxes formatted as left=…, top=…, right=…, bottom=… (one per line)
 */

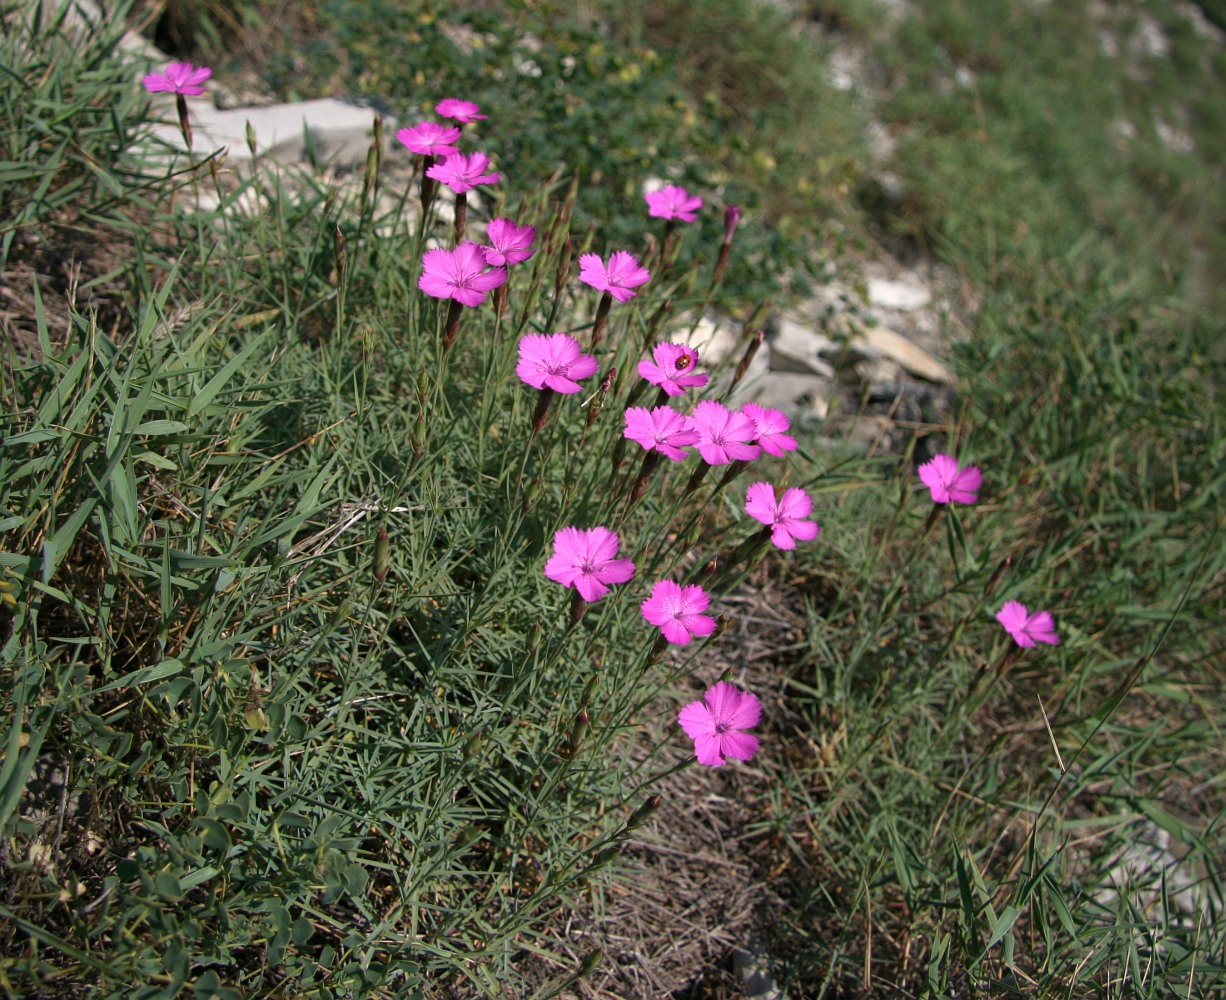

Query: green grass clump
left=2, top=0, right=1224, bottom=997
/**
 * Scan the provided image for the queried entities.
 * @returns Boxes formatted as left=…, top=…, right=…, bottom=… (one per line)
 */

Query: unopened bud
left=372, top=524, right=390, bottom=582
left=462, top=731, right=483, bottom=762
left=723, top=204, right=741, bottom=244
left=333, top=224, right=347, bottom=287
left=569, top=591, right=587, bottom=627
left=625, top=794, right=661, bottom=832
left=245, top=119, right=258, bottom=158
left=578, top=949, right=603, bottom=975
left=567, top=709, right=589, bottom=755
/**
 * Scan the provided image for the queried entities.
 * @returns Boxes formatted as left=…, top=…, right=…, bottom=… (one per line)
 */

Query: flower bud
left=625, top=794, right=662, bottom=833
left=372, top=525, right=390, bottom=582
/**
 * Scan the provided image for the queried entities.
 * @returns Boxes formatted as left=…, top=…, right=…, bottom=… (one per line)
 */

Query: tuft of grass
left=1, top=0, right=1222, bottom=996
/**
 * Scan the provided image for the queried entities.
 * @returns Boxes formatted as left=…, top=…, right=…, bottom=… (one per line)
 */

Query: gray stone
left=767, top=316, right=837, bottom=378
left=735, top=370, right=831, bottom=421
left=149, top=98, right=392, bottom=172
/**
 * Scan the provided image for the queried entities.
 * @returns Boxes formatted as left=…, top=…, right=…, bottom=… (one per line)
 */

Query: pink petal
left=660, top=618, right=694, bottom=644
left=678, top=701, right=716, bottom=741
left=693, top=734, right=728, bottom=767
left=718, top=730, right=760, bottom=762
left=574, top=574, right=610, bottom=602
left=596, top=558, right=636, bottom=587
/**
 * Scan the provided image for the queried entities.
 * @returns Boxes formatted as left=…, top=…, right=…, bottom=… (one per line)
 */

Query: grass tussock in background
left=1, top=0, right=1224, bottom=996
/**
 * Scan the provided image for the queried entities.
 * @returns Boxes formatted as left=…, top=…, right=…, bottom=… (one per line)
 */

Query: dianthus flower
left=641, top=580, right=717, bottom=645
left=996, top=601, right=1061, bottom=648
left=142, top=62, right=212, bottom=95
left=744, top=481, right=820, bottom=550
left=578, top=251, right=651, bottom=303
left=544, top=527, right=635, bottom=603
left=396, top=121, right=461, bottom=157
left=516, top=333, right=598, bottom=394
left=918, top=453, right=983, bottom=505
left=426, top=152, right=500, bottom=193
left=689, top=400, right=761, bottom=465
left=436, top=98, right=487, bottom=122
left=678, top=681, right=761, bottom=767
left=623, top=406, right=699, bottom=461
left=418, top=242, right=506, bottom=307
left=482, top=218, right=537, bottom=267
left=644, top=184, right=703, bottom=222
left=741, top=402, right=797, bottom=456
left=638, top=343, right=709, bottom=397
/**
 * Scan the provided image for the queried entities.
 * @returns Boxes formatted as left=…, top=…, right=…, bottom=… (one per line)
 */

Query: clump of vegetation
left=1, top=0, right=1222, bottom=996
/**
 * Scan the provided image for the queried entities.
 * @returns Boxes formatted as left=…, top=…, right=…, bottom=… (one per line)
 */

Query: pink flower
left=435, top=98, right=488, bottom=122
left=426, top=152, right=500, bottom=193
left=578, top=251, right=651, bottom=303
left=142, top=62, right=212, bottom=96
left=418, top=242, right=506, bottom=307
left=744, top=482, right=820, bottom=550
left=396, top=121, right=461, bottom=157
left=637, top=343, right=709, bottom=397
left=516, top=333, right=598, bottom=393
left=689, top=400, right=761, bottom=465
left=678, top=681, right=761, bottom=767
left=918, top=453, right=983, bottom=505
left=641, top=580, right=717, bottom=645
left=623, top=406, right=699, bottom=461
left=644, top=184, right=703, bottom=222
left=482, top=218, right=537, bottom=267
left=996, top=601, right=1060, bottom=648
left=544, top=526, right=635, bottom=603
left=741, top=403, right=797, bottom=456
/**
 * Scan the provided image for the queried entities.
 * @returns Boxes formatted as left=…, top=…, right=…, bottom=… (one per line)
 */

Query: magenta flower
left=418, top=242, right=506, bottom=307
left=482, top=218, right=537, bottom=267
left=689, top=400, right=761, bottom=465
left=641, top=580, right=717, bottom=645
left=396, top=121, right=461, bottom=157
left=623, top=406, right=699, bottom=461
left=678, top=681, right=761, bottom=767
left=644, top=184, right=703, bottom=223
left=516, top=333, right=598, bottom=394
left=544, top=526, right=635, bottom=603
left=918, top=453, right=983, bottom=505
left=741, top=403, right=797, bottom=456
left=996, top=601, right=1061, bottom=648
left=578, top=251, right=651, bottom=303
left=745, top=482, right=820, bottom=550
left=142, top=62, right=212, bottom=96
left=426, top=152, right=501, bottom=193
left=435, top=98, right=488, bottom=122
left=638, top=343, right=710, bottom=398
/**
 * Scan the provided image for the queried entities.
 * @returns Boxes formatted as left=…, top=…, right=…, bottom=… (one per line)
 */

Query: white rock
left=149, top=98, right=391, bottom=172
left=687, top=314, right=742, bottom=365
left=767, top=316, right=837, bottom=378
left=853, top=326, right=954, bottom=385
left=866, top=275, right=931, bottom=311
